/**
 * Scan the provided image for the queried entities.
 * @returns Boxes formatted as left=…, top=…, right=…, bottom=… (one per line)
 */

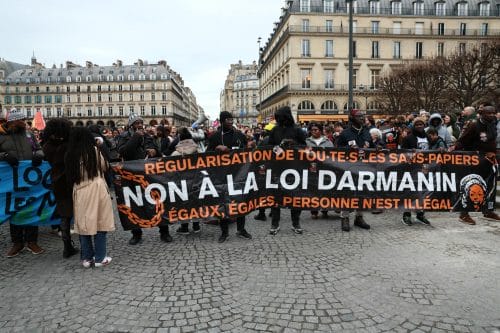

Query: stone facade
left=220, top=61, right=260, bottom=125
left=0, top=57, right=204, bottom=127
left=258, top=0, right=500, bottom=123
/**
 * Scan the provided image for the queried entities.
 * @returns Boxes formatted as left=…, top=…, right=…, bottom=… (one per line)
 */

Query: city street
left=0, top=210, right=499, bottom=333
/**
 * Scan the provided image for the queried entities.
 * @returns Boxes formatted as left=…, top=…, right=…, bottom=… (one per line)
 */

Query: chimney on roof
left=158, top=60, right=167, bottom=67
left=116, top=60, right=122, bottom=67
left=137, top=59, right=144, bottom=66
left=66, top=61, right=77, bottom=69
left=86, top=61, right=93, bottom=68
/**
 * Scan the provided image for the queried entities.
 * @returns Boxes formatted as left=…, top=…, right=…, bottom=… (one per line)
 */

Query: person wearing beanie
left=207, top=111, right=252, bottom=243
left=0, top=108, right=45, bottom=257
left=399, top=117, right=432, bottom=226
left=334, top=109, right=372, bottom=231
left=117, top=113, right=172, bottom=245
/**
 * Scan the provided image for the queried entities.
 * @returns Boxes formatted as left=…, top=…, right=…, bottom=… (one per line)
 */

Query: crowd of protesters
left=1, top=102, right=499, bottom=268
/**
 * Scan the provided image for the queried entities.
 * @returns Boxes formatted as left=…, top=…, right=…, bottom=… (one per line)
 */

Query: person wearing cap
left=117, top=113, right=172, bottom=245
left=0, top=108, right=45, bottom=257
left=206, top=111, right=252, bottom=243
left=454, top=105, right=500, bottom=225
left=267, top=106, right=307, bottom=235
left=335, top=109, right=371, bottom=232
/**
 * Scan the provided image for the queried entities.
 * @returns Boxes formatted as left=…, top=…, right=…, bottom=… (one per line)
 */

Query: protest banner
left=112, top=148, right=497, bottom=230
left=0, top=161, right=59, bottom=226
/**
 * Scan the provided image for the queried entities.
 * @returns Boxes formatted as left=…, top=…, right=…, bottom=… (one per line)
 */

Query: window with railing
left=325, top=40, right=334, bottom=57
left=413, top=1, right=424, bottom=15
left=481, top=23, right=488, bottom=36
left=347, top=0, right=358, bottom=13
left=415, top=22, right=424, bottom=35
left=302, top=19, right=309, bottom=32
left=459, top=43, right=466, bottom=55
left=300, top=0, right=310, bottom=12
left=371, top=21, right=379, bottom=34
left=119, top=106, right=124, bottom=116
left=140, top=105, right=145, bottom=116
left=325, top=20, right=333, bottom=32
left=435, top=2, right=446, bottom=15
left=392, top=1, right=402, bottom=14
left=393, top=22, right=401, bottom=34
left=369, top=0, right=380, bottom=14
left=324, top=70, right=334, bottom=89
left=479, top=2, right=490, bottom=16
left=437, top=22, right=445, bottom=35
left=457, top=2, right=468, bottom=15
left=460, top=22, right=467, bottom=35
left=108, top=106, right=113, bottom=116
left=324, top=0, right=334, bottom=12
left=371, top=70, right=380, bottom=89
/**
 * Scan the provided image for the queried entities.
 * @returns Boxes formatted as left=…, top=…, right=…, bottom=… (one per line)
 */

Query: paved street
left=1, top=209, right=499, bottom=333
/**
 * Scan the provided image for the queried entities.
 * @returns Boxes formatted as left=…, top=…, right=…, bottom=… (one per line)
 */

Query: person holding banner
left=454, top=105, right=500, bottom=225
left=0, top=108, right=45, bottom=257
left=117, top=113, right=173, bottom=245
left=65, top=127, right=115, bottom=268
left=335, top=109, right=372, bottom=232
left=207, top=111, right=252, bottom=243
left=267, top=106, right=306, bottom=235
left=41, top=118, right=79, bottom=258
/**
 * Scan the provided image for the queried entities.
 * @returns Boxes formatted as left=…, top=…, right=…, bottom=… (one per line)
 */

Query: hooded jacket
left=426, top=113, right=453, bottom=147
left=268, top=107, right=306, bottom=147
left=0, top=123, right=43, bottom=161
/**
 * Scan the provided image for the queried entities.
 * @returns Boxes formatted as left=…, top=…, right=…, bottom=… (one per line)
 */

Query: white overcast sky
left=1, top=0, right=285, bottom=120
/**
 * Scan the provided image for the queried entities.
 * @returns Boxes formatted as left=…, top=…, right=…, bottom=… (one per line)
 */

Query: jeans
left=10, top=224, right=38, bottom=244
left=79, top=232, right=107, bottom=262
left=271, top=208, right=301, bottom=228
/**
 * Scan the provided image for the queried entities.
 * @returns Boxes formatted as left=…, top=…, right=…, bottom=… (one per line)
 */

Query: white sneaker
left=94, top=256, right=112, bottom=267
left=82, top=259, right=93, bottom=268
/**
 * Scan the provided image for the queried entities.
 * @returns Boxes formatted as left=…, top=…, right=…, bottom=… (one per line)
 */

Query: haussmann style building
left=0, top=56, right=205, bottom=128
left=257, top=0, right=500, bottom=123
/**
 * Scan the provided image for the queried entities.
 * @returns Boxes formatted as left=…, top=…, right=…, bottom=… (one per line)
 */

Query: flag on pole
left=33, top=110, right=46, bottom=130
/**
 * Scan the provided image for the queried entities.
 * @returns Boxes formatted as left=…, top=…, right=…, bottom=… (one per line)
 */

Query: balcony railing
left=288, top=84, right=380, bottom=91
left=289, top=25, right=500, bottom=37
left=290, top=5, right=500, bottom=17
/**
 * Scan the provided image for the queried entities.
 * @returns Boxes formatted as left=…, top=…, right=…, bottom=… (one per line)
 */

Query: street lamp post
left=257, top=36, right=263, bottom=123
left=347, top=0, right=354, bottom=112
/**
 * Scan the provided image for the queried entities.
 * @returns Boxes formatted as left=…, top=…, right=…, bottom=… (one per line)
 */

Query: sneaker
left=415, top=214, right=431, bottom=225
left=483, top=211, right=500, bottom=221
left=354, top=216, right=371, bottom=230
left=128, top=236, right=142, bottom=245
left=193, top=223, right=201, bottom=233
left=218, top=233, right=228, bottom=243
left=291, top=225, right=303, bottom=234
left=254, top=213, right=267, bottom=221
left=82, top=259, right=94, bottom=268
left=459, top=213, right=476, bottom=225
left=6, top=243, right=24, bottom=258
left=94, top=257, right=112, bottom=267
left=176, top=226, right=190, bottom=235
left=401, top=214, right=413, bottom=226
left=26, top=242, right=45, bottom=255
left=236, top=230, right=252, bottom=239
left=160, top=233, right=173, bottom=243
left=269, top=226, right=280, bottom=235
left=341, top=217, right=350, bottom=232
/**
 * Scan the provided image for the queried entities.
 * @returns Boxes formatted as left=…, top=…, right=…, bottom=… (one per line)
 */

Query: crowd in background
left=1, top=102, right=499, bottom=267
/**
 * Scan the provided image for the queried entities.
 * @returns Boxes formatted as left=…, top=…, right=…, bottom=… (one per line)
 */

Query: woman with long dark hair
left=42, top=118, right=78, bottom=258
left=65, top=127, right=115, bottom=268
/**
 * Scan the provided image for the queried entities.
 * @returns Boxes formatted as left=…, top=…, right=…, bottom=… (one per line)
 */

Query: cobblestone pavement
left=1, top=210, right=499, bottom=333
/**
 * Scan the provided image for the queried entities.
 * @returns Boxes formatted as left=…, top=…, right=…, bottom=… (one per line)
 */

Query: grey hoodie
left=426, top=113, right=452, bottom=147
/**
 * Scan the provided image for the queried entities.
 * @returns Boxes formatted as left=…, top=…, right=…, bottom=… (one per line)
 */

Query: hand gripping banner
left=112, top=148, right=497, bottom=230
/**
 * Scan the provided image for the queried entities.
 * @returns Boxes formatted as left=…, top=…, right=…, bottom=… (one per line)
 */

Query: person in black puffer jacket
left=267, top=106, right=306, bottom=236
left=335, top=109, right=372, bottom=232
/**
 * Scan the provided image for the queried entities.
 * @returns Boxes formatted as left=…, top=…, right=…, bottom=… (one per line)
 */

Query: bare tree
left=443, top=39, right=500, bottom=108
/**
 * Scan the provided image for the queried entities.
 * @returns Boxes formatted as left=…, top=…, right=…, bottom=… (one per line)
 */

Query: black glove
left=4, top=154, right=19, bottom=167
left=32, top=155, right=43, bottom=167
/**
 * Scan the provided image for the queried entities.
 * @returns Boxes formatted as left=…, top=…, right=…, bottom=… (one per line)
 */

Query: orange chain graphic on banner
left=113, top=165, right=165, bottom=228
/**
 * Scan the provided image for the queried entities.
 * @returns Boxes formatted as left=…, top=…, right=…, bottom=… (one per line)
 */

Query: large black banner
left=112, top=148, right=497, bottom=230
